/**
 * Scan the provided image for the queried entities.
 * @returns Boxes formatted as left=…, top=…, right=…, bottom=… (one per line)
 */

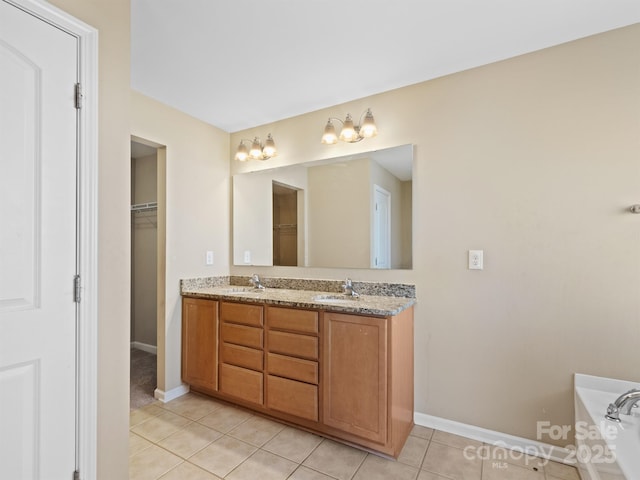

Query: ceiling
left=131, top=1, right=640, bottom=133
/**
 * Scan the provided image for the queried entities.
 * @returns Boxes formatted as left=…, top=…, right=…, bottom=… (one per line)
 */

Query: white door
left=0, top=1, right=79, bottom=478
left=372, top=185, right=391, bottom=269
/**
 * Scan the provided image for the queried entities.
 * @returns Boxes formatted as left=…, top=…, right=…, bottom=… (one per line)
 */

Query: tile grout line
left=346, top=451, right=369, bottom=480
left=250, top=437, right=317, bottom=466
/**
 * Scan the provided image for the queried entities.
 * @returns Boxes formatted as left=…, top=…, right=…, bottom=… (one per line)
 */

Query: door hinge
left=74, top=83, right=83, bottom=109
left=73, top=275, right=81, bottom=303
left=73, top=470, right=80, bottom=480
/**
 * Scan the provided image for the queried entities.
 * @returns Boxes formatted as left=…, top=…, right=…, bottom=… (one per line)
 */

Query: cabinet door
left=182, top=297, right=218, bottom=391
left=322, top=313, right=387, bottom=444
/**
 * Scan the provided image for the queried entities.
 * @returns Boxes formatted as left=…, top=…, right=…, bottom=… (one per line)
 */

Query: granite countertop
left=180, top=284, right=416, bottom=317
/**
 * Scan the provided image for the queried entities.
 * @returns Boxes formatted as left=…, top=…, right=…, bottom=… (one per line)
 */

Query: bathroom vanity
left=180, top=279, right=415, bottom=457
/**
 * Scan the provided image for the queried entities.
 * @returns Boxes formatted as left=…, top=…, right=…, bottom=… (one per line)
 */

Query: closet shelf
left=131, top=201, right=157, bottom=212
left=273, top=223, right=297, bottom=229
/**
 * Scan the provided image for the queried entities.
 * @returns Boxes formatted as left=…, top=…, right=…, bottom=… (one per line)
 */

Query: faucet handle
left=605, top=403, right=621, bottom=422
left=342, top=278, right=359, bottom=297
left=249, top=274, right=265, bottom=289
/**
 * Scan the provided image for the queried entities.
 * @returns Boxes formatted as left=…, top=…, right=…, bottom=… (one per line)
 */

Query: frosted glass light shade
left=262, top=134, right=277, bottom=158
left=235, top=141, right=249, bottom=161
left=360, top=109, right=377, bottom=138
left=249, top=138, right=263, bottom=159
left=321, top=120, right=338, bottom=144
left=339, top=114, right=357, bottom=142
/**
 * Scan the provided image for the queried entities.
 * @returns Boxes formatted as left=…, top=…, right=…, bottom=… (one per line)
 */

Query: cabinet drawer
left=220, top=363, right=263, bottom=405
left=221, top=342, right=263, bottom=371
left=221, top=302, right=263, bottom=327
left=267, top=375, right=318, bottom=422
left=221, top=323, right=263, bottom=349
left=267, top=307, right=318, bottom=334
left=267, top=331, right=318, bottom=360
left=267, top=353, right=318, bottom=384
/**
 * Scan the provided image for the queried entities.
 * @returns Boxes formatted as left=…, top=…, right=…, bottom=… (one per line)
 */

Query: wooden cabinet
left=218, top=302, right=264, bottom=405
left=266, top=306, right=320, bottom=422
left=181, top=295, right=414, bottom=458
left=322, top=308, right=414, bottom=456
left=323, top=312, right=388, bottom=443
left=182, top=297, right=218, bottom=394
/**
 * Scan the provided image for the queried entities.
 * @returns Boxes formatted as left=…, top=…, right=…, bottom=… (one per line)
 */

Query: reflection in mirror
left=233, top=144, right=413, bottom=269
left=272, top=182, right=300, bottom=266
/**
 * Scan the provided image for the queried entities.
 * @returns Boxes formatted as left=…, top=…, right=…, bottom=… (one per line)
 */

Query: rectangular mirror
left=233, top=144, right=413, bottom=269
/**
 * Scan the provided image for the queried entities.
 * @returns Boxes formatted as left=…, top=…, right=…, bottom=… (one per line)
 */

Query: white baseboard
left=131, top=341, right=157, bottom=355
left=414, top=412, right=574, bottom=465
left=154, top=384, right=189, bottom=403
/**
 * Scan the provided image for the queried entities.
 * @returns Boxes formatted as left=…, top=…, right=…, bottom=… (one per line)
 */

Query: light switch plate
left=469, top=250, right=483, bottom=270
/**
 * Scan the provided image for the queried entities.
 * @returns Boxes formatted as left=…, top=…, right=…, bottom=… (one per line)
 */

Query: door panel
left=372, top=185, right=390, bottom=269
left=0, top=1, right=78, bottom=478
left=182, top=298, right=218, bottom=391
left=323, top=313, right=388, bottom=444
left=0, top=38, right=39, bottom=311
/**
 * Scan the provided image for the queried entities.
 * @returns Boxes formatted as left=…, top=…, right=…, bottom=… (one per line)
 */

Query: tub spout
left=605, top=388, right=640, bottom=422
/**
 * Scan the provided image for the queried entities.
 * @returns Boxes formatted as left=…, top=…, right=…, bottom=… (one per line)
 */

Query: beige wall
left=131, top=154, right=158, bottom=347
left=307, top=158, right=370, bottom=267
left=131, top=90, right=230, bottom=397
left=46, top=0, right=131, bottom=478
left=231, top=24, right=640, bottom=445
left=132, top=153, right=157, bottom=203
left=400, top=181, right=413, bottom=268
left=233, top=173, right=274, bottom=265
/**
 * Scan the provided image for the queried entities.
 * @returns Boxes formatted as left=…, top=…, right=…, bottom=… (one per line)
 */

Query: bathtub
left=574, top=374, right=640, bottom=480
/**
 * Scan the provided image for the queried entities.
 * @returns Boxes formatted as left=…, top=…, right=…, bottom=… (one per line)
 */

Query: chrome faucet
left=249, top=274, right=265, bottom=290
left=342, top=278, right=360, bottom=297
left=605, top=388, right=640, bottom=422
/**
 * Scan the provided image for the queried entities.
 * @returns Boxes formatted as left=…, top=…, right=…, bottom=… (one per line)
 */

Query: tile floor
left=130, top=392, right=581, bottom=480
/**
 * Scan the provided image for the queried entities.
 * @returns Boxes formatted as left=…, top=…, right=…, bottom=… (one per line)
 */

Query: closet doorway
left=273, top=182, right=300, bottom=266
left=130, top=137, right=165, bottom=409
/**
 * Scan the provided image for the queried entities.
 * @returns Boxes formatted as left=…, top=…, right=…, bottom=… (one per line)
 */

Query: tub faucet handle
left=605, top=388, right=640, bottom=421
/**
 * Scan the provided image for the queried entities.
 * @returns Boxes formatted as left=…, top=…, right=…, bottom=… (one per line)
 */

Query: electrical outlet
left=205, top=251, right=214, bottom=265
left=468, top=250, right=483, bottom=270
left=243, top=250, right=251, bottom=264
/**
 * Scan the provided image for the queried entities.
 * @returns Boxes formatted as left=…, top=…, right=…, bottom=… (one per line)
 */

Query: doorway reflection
left=272, top=182, right=300, bottom=266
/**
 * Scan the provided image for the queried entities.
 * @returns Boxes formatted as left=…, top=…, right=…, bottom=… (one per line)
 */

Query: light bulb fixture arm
left=355, top=109, right=371, bottom=126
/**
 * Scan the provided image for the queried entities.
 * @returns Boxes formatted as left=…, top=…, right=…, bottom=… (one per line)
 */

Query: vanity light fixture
left=321, top=108, right=377, bottom=144
left=234, top=133, right=277, bottom=161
